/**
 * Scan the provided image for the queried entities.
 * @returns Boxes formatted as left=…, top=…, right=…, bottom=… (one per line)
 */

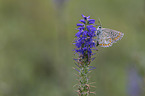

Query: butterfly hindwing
left=102, top=28, right=124, bottom=43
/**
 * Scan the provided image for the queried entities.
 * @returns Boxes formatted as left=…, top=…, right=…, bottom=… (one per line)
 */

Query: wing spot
left=109, top=38, right=112, bottom=42
left=114, top=35, right=120, bottom=40
left=100, top=43, right=112, bottom=47
left=108, top=43, right=111, bottom=46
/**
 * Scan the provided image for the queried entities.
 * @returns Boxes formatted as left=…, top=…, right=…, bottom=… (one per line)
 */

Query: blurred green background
left=0, top=0, right=145, bottom=96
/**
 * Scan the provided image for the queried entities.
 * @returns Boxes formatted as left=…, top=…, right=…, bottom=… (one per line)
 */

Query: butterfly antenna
left=98, top=18, right=102, bottom=26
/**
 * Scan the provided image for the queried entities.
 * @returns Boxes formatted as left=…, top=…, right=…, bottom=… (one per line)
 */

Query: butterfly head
left=96, top=26, right=102, bottom=34
left=98, top=26, right=102, bottom=29
left=97, top=18, right=102, bottom=32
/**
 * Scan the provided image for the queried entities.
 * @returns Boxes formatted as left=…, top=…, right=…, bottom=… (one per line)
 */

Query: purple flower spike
left=73, top=14, right=97, bottom=63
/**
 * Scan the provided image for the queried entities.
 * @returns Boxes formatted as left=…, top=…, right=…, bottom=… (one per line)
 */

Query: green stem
left=78, top=62, right=90, bottom=96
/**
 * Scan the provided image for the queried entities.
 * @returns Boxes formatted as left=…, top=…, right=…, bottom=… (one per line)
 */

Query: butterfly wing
left=97, top=30, right=113, bottom=47
left=102, top=28, right=124, bottom=43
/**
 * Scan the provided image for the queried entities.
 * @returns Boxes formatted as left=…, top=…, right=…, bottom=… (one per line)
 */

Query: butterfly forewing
left=102, top=28, right=124, bottom=43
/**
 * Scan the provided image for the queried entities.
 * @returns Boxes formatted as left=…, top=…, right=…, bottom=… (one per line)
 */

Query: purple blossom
left=88, top=19, right=95, bottom=24
left=77, top=23, right=84, bottom=27
left=82, top=14, right=90, bottom=20
left=73, top=14, right=97, bottom=63
left=79, top=19, right=86, bottom=24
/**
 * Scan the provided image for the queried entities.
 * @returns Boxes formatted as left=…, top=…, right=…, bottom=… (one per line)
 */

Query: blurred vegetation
left=0, top=0, right=145, bottom=96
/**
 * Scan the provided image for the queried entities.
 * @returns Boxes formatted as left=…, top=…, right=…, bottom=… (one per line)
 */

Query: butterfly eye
left=99, top=26, right=101, bottom=28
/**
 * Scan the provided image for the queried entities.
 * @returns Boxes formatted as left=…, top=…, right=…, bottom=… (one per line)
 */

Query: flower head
left=73, top=15, right=97, bottom=64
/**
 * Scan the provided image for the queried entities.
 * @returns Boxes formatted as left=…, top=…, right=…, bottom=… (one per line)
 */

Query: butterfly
left=96, top=26, right=124, bottom=47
